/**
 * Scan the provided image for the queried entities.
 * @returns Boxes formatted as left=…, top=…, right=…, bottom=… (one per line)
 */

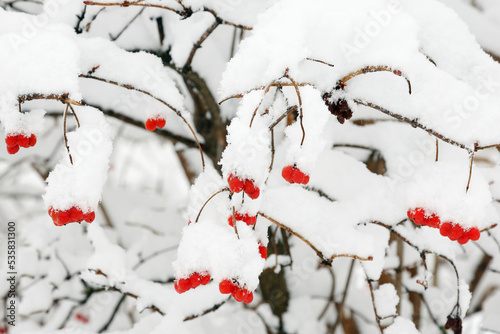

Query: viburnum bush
left=1, top=0, right=500, bottom=333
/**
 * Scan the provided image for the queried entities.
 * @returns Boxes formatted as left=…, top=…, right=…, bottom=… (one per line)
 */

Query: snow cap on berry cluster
left=220, top=91, right=272, bottom=186
left=173, top=221, right=264, bottom=291
left=406, top=162, right=498, bottom=229
left=78, top=37, right=186, bottom=121
left=186, top=166, right=228, bottom=224
left=43, top=106, right=113, bottom=213
left=283, top=86, right=330, bottom=173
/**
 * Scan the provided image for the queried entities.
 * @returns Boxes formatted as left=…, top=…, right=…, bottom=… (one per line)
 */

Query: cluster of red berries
left=5, top=133, right=37, bottom=154
left=145, top=116, right=166, bottom=132
left=228, top=212, right=257, bottom=227
left=219, top=279, right=254, bottom=303
left=282, top=165, right=310, bottom=185
left=322, top=93, right=353, bottom=124
left=258, top=242, right=267, bottom=259
left=227, top=174, right=260, bottom=199
left=407, top=208, right=480, bottom=245
left=48, top=206, right=95, bottom=226
left=174, top=272, right=211, bottom=294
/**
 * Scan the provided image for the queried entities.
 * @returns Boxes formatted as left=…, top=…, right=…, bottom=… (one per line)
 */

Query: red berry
left=228, top=174, right=244, bottom=193
left=244, top=291, right=254, bottom=304
left=292, top=169, right=305, bottom=184
left=5, top=135, right=17, bottom=147
left=228, top=216, right=234, bottom=227
left=244, top=215, right=257, bottom=226
left=407, top=209, right=415, bottom=220
left=48, top=207, right=55, bottom=218
left=246, top=186, right=260, bottom=200
left=17, top=135, right=29, bottom=148
left=7, top=145, right=19, bottom=154
left=57, top=210, right=71, bottom=225
left=426, top=214, right=441, bottom=228
left=282, top=166, right=294, bottom=183
left=84, top=211, right=95, bottom=223
left=200, top=273, right=211, bottom=285
left=234, top=288, right=249, bottom=302
left=190, top=273, right=202, bottom=289
left=303, top=174, right=310, bottom=185
left=259, top=244, right=267, bottom=259
left=235, top=212, right=245, bottom=221
left=409, top=208, right=426, bottom=225
left=468, top=227, right=480, bottom=241
left=174, top=281, right=187, bottom=294
left=145, top=118, right=156, bottom=131
left=440, top=222, right=453, bottom=236
left=28, top=134, right=37, bottom=147
left=219, top=280, right=234, bottom=294
left=75, top=313, right=89, bottom=323
left=449, top=225, right=464, bottom=241
left=457, top=235, right=470, bottom=245
left=70, top=207, right=83, bottom=222
left=244, top=179, right=255, bottom=194
left=156, top=118, right=166, bottom=128
left=178, top=278, right=191, bottom=291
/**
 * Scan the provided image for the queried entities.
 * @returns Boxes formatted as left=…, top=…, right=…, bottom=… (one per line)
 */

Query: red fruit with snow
left=5, top=134, right=37, bottom=154
left=228, top=212, right=257, bottom=227
left=145, top=118, right=157, bottom=131
left=259, top=243, right=267, bottom=259
left=282, top=165, right=310, bottom=185
left=228, top=173, right=244, bottom=193
left=75, top=313, right=89, bottom=324
left=244, top=179, right=260, bottom=199
left=48, top=206, right=95, bottom=226
left=174, top=272, right=211, bottom=294
left=219, top=280, right=235, bottom=294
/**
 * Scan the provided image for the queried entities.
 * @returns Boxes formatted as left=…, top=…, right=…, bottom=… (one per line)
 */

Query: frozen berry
left=468, top=227, right=480, bottom=241
left=6, top=145, right=19, bottom=155
left=440, top=222, right=453, bottom=237
left=28, top=134, right=37, bottom=147
left=57, top=210, right=71, bottom=226
left=178, top=278, right=191, bottom=291
left=219, top=280, right=234, bottom=294
left=145, top=118, right=157, bottom=131
left=244, top=291, right=253, bottom=304
left=70, top=207, right=83, bottom=222
left=200, top=273, right=211, bottom=285
left=244, top=179, right=255, bottom=194
left=18, top=135, right=29, bottom=148
left=156, top=117, right=166, bottom=128
left=282, top=166, right=294, bottom=183
left=426, top=214, right=441, bottom=228
left=457, top=235, right=470, bottom=245
left=190, top=273, right=202, bottom=289
left=84, top=211, right=95, bottom=223
left=174, top=281, right=187, bottom=294
left=228, top=174, right=244, bottom=193
left=259, top=244, right=267, bottom=259
left=244, top=215, right=257, bottom=226
left=449, top=225, right=464, bottom=241
left=234, top=288, right=249, bottom=302
left=5, top=135, right=17, bottom=147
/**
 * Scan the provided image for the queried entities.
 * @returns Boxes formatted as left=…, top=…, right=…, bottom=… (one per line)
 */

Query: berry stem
left=284, top=75, right=305, bottom=146
left=466, top=152, right=474, bottom=193
left=63, top=104, right=74, bottom=165
left=195, top=187, right=230, bottom=223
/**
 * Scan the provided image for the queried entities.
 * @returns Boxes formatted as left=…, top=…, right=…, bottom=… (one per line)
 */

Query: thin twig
left=195, top=188, right=229, bottom=223
left=306, top=57, right=335, bottom=67
left=466, top=152, right=474, bottom=192
left=80, top=74, right=205, bottom=169
left=109, top=7, right=145, bottom=41
left=339, top=65, right=411, bottom=94
left=63, top=104, right=73, bottom=165
left=354, top=100, right=473, bottom=153
left=259, top=212, right=373, bottom=264
left=184, top=20, right=220, bottom=71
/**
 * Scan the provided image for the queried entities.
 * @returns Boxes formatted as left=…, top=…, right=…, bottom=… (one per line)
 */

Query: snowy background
left=0, top=0, right=500, bottom=333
